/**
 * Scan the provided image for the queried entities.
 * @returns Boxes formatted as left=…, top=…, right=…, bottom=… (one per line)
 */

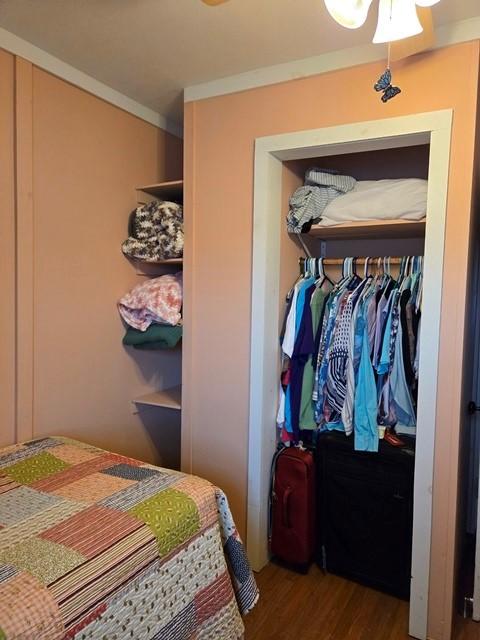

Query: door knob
left=467, top=401, right=480, bottom=415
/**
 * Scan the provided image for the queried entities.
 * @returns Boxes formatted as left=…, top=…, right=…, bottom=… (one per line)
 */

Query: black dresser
left=316, top=432, right=415, bottom=599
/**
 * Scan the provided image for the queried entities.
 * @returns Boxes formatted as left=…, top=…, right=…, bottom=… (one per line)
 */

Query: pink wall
left=183, top=42, right=480, bottom=640
left=0, top=50, right=16, bottom=448
left=2, top=54, right=183, bottom=466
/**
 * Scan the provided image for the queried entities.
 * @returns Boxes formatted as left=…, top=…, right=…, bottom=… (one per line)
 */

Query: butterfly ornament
left=374, top=67, right=401, bottom=102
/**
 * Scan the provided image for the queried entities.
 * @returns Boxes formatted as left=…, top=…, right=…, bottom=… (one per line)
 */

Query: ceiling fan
left=200, top=0, right=438, bottom=56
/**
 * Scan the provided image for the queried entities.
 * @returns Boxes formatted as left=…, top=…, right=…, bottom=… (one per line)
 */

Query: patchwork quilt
left=0, top=437, right=258, bottom=639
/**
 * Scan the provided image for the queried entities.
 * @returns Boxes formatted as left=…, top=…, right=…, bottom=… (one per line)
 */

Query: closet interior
left=272, top=143, right=429, bottom=610
left=118, top=179, right=184, bottom=468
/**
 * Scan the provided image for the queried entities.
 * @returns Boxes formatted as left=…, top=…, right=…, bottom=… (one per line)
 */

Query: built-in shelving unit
left=133, top=385, right=182, bottom=410
left=127, top=179, right=184, bottom=416
left=306, top=218, right=426, bottom=240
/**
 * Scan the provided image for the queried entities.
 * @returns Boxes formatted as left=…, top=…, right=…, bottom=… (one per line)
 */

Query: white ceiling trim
left=0, top=26, right=183, bottom=138
left=184, top=15, right=480, bottom=103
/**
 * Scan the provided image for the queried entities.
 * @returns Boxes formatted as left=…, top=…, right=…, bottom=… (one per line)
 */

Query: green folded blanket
left=123, top=324, right=182, bottom=350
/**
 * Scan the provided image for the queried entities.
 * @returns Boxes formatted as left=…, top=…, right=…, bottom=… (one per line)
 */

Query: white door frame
left=247, top=110, right=453, bottom=640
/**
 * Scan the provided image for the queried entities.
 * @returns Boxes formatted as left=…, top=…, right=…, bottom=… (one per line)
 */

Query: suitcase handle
left=282, top=485, right=292, bottom=528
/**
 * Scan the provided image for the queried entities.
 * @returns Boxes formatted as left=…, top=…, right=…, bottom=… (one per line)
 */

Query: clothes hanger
left=314, top=257, right=329, bottom=289
left=399, top=256, right=406, bottom=281
left=347, top=257, right=353, bottom=280
left=351, top=257, right=355, bottom=277
left=403, top=256, right=410, bottom=288
left=320, top=257, right=335, bottom=286
left=337, top=257, right=351, bottom=289
left=363, top=256, right=370, bottom=280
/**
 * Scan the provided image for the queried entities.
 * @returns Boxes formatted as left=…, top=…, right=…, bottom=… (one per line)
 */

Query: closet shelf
left=304, top=219, right=426, bottom=240
left=136, top=180, right=183, bottom=203
left=131, top=257, right=183, bottom=266
left=133, top=385, right=182, bottom=410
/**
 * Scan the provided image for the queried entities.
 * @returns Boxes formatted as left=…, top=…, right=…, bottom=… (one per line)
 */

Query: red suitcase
left=270, top=446, right=316, bottom=571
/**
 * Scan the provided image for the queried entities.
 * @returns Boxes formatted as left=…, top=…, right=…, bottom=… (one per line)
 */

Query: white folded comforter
left=317, top=178, right=427, bottom=227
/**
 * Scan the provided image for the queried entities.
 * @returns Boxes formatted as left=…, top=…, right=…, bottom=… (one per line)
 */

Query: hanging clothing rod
left=299, top=256, right=412, bottom=267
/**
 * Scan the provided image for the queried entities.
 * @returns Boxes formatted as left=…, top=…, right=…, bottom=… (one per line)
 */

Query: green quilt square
left=129, top=488, right=200, bottom=556
left=2, top=452, right=70, bottom=485
left=0, top=537, right=85, bottom=585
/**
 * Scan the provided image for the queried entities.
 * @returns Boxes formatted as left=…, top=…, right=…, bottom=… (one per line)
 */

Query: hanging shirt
left=354, top=302, right=379, bottom=452
left=299, top=284, right=330, bottom=431
left=314, top=287, right=349, bottom=426
left=289, top=285, right=316, bottom=439
left=373, top=290, right=389, bottom=366
left=343, top=280, right=374, bottom=436
left=399, top=288, right=415, bottom=386
left=377, top=289, right=397, bottom=375
left=391, top=320, right=417, bottom=435
left=281, top=277, right=315, bottom=435
left=281, top=283, right=301, bottom=358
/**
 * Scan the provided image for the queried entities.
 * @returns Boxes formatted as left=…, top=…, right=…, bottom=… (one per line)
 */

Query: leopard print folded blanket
left=122, top=200, right=183, bottom=262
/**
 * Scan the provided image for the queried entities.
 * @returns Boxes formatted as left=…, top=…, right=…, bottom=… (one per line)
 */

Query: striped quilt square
left=0, top=499, right=87, bottom=551
left=63, top=602, right=108, bottom=640
left=40, top=504, right=144, bottom=558
left=51, top=527, right=158, bottom=626
left=194, top=571, right=235, bottom=626
left=0, top=486, right=63, bottom=527
left=0, top=564, right=18, bottom=584
left=151, top=602, right=196, bottom=640
left=0, top=439, right=61, bottom=470
left=101, top=473, right=180, bottom=511
left=196, top=598, right=244, bottom=639
left=49, top=472, right=136, bottom=504
left=0, top=476, right=20, bottom=495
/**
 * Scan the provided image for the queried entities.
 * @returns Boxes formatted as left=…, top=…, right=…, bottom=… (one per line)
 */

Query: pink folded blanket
left=118, top=273, right=182, bottom=330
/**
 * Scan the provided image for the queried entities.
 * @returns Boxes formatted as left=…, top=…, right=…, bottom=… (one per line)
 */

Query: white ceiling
left=0, top=0, right=478, bottom=126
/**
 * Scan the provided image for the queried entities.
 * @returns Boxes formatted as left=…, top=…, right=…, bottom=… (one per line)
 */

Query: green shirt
left=299, top=283, right=330, bottom=430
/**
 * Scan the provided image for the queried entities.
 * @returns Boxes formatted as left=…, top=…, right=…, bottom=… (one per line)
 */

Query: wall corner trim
left=0, top=27, right=183, bottom=139
left=184, top=15, right=480, bottom=103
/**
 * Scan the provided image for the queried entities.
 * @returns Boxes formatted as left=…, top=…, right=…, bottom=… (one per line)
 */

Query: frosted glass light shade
left=373, top=0, right=423, bottom=43
left=324, top=0, right=374, bottom=29
left=415, top=0, right=440, bottom=6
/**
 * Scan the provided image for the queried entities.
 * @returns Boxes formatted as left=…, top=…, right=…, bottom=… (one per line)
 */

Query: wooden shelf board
left=136, top=180, right=183, bottom=202
left=132, top=257, right=183, bottom=266
left=133, top=385, right=182, bottom=410
left=305, top=219, right=426, bottom=240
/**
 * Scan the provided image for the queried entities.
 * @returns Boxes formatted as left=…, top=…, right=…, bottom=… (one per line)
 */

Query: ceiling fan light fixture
left=324, top=0, right=374, bottom=30
left=414, top=0, right=440, bottom=5
left=373, top=0, right=423, bottom=43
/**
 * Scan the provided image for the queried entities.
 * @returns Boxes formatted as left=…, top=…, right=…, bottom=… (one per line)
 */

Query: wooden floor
left=244, top=563, right=480, bottom=640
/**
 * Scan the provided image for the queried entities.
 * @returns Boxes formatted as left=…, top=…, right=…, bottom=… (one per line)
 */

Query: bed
left=0, top=437, right=258, bottom=639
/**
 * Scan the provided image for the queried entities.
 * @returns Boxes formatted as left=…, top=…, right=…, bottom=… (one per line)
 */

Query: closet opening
left=248, top=112, right=452, bottom=640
